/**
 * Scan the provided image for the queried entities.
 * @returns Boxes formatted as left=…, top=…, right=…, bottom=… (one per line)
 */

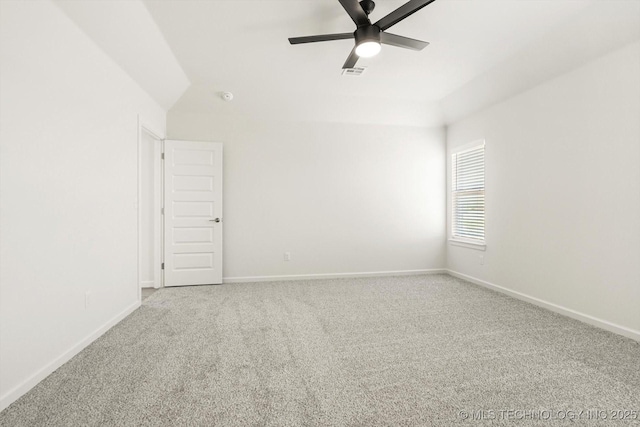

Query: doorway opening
left=138, top=123, right=163, bottom=300
left=138, top=128, right=224, bottom=298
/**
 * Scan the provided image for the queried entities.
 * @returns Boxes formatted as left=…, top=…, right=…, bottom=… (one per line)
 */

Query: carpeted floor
left=1, top=274, right=639, bottom=426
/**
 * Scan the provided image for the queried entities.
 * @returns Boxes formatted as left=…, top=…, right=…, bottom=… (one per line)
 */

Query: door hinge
left=161, top=263, right=164, bottom=270
left=161, top=207, right=164, bottom=215
left=161, top=153, right=165, bottom=160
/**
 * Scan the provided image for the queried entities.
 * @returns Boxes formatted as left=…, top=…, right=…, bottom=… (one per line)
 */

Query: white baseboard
left=447, top=270, right=640, bottom=342
left=223, top=269, right=446, bottom=283
left=140, top=281, right=155, bottom=288
left=0, top=300, right=141, bottom=412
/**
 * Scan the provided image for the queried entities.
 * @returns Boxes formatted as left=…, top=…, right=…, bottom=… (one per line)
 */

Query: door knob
left=210, top=218, right=221, bottom=223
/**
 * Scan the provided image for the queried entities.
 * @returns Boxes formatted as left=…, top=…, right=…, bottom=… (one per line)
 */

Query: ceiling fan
left=288, top=0, right=436, bottom=69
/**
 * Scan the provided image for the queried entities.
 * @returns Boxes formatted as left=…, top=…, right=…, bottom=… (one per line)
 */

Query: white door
left=164, top=140, right=223, bottom=286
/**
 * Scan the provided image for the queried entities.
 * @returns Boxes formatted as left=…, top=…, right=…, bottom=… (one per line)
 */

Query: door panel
left=164, top=140, right=223, bottom=286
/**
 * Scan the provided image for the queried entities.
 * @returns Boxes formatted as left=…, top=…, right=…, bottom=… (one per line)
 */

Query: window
left=451, top=141, right=485, bottom=246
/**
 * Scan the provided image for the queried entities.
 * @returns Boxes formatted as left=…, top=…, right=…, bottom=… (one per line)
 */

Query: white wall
left=446, top=41, right=640, bottom=337
left=168, top=113, right=446, bottom=280
left=0, top=0, right=166, bottom=410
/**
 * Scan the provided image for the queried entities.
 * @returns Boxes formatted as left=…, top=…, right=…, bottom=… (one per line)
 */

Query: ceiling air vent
left=341, top=67, right=367, bottom=76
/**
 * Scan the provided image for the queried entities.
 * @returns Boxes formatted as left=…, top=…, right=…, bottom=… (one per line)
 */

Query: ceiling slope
left=440, top=0, right=640, bottom=124
left=54, top=0, right=190, bottom=111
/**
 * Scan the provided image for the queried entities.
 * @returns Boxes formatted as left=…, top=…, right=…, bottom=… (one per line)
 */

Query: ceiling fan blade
left=374, top=0, right=437, bottom=32
left=342, top=47, right=359, bottom=69
left=338, top=0, right=371, bottom=27
left=289, top=33, right=355, bottom=45
left=380, top=32, right=429, bottom=51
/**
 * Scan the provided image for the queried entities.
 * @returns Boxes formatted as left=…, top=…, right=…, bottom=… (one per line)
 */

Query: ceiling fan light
left=355, top=41, right=381, bottom=58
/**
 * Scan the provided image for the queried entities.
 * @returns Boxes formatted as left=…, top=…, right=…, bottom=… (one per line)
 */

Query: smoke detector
left=221, top=92, right=234, bottom=101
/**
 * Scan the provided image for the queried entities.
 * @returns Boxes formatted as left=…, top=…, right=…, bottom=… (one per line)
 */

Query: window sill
left=448, top=239, right=486, bottom=251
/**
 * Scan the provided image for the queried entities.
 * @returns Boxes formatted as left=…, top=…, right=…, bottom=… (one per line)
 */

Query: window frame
left=449, top=140, right=486, bottom=251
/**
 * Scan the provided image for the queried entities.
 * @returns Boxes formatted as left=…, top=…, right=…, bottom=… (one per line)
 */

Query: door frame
left=137, top=117, right=165, bottom=303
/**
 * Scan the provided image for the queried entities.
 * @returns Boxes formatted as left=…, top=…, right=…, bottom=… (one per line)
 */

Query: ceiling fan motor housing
left=354, top=25, right=381, bottom=45
left=359, top=0, right=375, bottom=16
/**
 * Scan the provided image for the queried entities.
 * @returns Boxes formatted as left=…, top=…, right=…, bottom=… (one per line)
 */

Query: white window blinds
left=452, top=143, right=485, bottom=242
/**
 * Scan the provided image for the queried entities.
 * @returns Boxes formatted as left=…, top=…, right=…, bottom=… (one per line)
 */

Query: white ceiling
left=55, top=0, right=190, bottom=110
left=145, top=0, right=595, bottom=100
left=442, top=0, right=640, bottom=122
left=58, top=0, right=640, bottom=126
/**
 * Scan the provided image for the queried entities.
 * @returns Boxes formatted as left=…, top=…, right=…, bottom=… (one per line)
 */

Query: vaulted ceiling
left=56, top=0, right=640, bottom=126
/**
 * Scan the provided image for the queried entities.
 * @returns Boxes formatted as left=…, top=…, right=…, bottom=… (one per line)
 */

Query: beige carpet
left=1, top=274, right=639, bottom=426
